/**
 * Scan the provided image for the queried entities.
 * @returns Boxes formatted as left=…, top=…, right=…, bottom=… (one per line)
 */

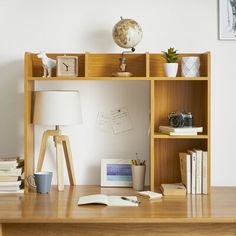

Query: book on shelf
left=161, top=130, right=198, bottom=136
left=159, top=126, right=203, bottom=134
left=202, top=151, right=208, bottom=194
left=179, top=153, right=191, bottom=194
left=194, top=149, right=203, bottom=194
left=187, top=150, right=197, bottom=194
left=179, top=150, right=208, bottom=195
left=78, top=194, right=139, bottom=206
left=160, top=183, right=186, bottom=196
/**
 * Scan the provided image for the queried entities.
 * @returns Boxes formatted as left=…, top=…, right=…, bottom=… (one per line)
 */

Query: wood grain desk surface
left=0, top=186, right=235, bottom=224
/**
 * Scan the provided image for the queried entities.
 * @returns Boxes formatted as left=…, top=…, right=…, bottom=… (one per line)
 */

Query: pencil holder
left=132, top=165, right=146, bottom=191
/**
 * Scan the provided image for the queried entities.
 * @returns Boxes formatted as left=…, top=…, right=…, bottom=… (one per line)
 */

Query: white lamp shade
left=33, top=90, right=82, bottom=126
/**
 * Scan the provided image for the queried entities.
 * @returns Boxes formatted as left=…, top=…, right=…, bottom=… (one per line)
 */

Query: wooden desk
left=0, top=186, right=235, bottom=236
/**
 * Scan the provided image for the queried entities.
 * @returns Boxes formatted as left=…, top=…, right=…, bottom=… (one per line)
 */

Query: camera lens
left=169, top=116, right=184, bottom=128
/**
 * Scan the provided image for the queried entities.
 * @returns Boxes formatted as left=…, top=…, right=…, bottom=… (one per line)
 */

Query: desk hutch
left=24, top=52, right=211, bottom=192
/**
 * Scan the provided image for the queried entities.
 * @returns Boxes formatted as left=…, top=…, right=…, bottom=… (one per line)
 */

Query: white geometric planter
left=181, top=57, right=200, bottom=77
left=164, top=63, right=178, bottom=77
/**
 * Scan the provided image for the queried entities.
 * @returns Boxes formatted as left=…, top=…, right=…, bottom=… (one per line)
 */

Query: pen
left=121, top=196, right=140, bottom=204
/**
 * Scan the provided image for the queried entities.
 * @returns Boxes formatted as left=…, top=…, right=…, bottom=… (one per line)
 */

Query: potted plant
left=162, top=47, right=178, bottom=77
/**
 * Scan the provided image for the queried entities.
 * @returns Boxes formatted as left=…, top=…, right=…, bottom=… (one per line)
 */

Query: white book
left=161, top=130, right=198, bottom=136
left=0, top=163, right=17, bottom=171
left=159, top=126, right=203, bottom=133
left=138, top=191, right=162, bottom=200
left=0, top=176, right=19, bottom=182
left=0, top=157, right=19, bottom=164
left=202, top=151, right=208, bottom=194
left=0, top=186, right=20, bottom=191
left=0, top=168, right=22, bottom=176
left=179, top=153, right=191, bottom=194
left=78, top=194, right=139, bottom=207
left=0, top=181, right=21, bottom=187
left=0, top=189, right=24, bottom=194
left=188, top=150, right=196, bottom=194
left=194, top=149, right=203, bottom=194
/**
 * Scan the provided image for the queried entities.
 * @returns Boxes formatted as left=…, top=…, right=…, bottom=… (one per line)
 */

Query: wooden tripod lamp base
left=33, top=90, right=82, bottom=191
left=36, top=129, right=76, bottom=191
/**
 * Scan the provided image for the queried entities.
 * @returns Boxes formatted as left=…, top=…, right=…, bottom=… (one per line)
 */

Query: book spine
left=179, top=155, right=184, bottom=184
left=202, top=151, right=208, bottom=194
left=195, top=151, right=202, bottom=194
left=186, top=154, right=191, bottom=194
left=191, top=154, right=196, bottom=194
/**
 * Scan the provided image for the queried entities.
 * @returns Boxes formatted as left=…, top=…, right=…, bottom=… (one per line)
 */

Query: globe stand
left=112, top=48, right=135, bottom=77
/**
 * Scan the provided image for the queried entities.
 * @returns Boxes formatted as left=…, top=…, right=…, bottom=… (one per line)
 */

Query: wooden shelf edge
left=151, top=77, right=209, bottom=81
left=154, top=133, right=209, bottom=139
left=27, top=76, right=209, bottom=81
left=28, top=76, right=150, bottom=81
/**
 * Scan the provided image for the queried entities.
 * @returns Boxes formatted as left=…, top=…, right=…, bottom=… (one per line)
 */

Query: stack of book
left=0, top=157, right=24, bottom=193
left=179, top=149, right=208, bottom=194
left=159, top=126, right=203, bottom=136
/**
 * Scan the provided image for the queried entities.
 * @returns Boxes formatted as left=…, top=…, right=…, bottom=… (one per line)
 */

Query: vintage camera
left=168, top=111, right=193, bottom=128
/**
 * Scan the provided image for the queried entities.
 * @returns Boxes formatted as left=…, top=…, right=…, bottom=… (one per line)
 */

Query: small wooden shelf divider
left=24, top=52, right=211, bottom=192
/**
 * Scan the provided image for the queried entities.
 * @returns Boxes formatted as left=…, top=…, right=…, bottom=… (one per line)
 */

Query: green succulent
left=162, top=47, right=178, bottom=63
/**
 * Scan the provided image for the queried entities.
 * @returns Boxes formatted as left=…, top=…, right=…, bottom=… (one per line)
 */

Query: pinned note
left=96, top=107, right=133, bottom=134
left=111, top=107, right=132, bottom=134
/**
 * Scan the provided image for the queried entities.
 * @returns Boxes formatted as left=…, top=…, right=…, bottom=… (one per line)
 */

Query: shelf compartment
left=30, top=53, right=85, bottom=77
left=150, top=53, right=210, bottom=77
left=153, top=139, right=208, bottom=191
left=87, top=53, right=147, bottom=77
left=154, top=133, right=208, bottom=139
left=154, top=80, right=209, bottom=135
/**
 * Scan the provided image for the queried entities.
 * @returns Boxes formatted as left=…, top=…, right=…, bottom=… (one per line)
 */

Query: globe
left=112, top=17, right=143, bottom=49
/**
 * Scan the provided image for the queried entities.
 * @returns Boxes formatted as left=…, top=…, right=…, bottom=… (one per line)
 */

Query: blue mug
left=27, top=171, right=53, bottom=194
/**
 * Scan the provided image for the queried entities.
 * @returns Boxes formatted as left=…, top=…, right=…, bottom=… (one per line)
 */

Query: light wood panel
left=150, top=80, right=155, bottom=191
left=207, top=52, right=211, bottom=194
left=28, top=76, right=149, bottom=81
left=24, top=53, right=35, bottom=191
left=3, top=223, right=236, bottom=236
left=0, top=186, right=235, bottom=224
left=154, top=139, right=208, bottom=190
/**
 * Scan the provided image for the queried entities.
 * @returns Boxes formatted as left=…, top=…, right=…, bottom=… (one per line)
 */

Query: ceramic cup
left=132, top=165, right=146, bottom=191
left=27, top=171, right=53, bottom=194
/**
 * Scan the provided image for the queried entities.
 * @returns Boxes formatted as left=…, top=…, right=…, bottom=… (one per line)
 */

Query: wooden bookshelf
left=24, top=52, right=211, bottom=192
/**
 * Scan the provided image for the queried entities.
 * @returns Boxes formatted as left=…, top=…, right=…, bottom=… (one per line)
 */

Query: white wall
left=0, top=0, right=235, bottom=186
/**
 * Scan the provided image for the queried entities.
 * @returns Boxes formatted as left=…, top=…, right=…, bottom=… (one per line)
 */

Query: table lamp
left=33, top=90, right=82, bottom=191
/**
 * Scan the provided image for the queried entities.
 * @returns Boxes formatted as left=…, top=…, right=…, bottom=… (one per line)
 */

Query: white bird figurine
left=37, top=52, right=56, bottom=78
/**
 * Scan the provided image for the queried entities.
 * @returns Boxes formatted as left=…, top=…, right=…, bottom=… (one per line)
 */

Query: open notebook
left=78, top=194, right=139, bottom=207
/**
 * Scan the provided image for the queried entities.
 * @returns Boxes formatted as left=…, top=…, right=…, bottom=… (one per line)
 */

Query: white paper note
left=96, top=112, right=113, bottom=133
left=111, top=107, right=132, bottom=134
